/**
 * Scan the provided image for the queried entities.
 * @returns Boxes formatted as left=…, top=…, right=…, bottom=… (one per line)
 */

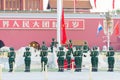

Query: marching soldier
left=73, top=46, right=83, bottom=72
left=8, top=47, right=16, bottom=72
left=67, top=40, right=73, bottom=54
left=90, top=46, right=99, bottom=72
left=106, top=46, right=115, bottom=72
left=66, top=50, right=72, bottom=70
left=50, top=38, right=57, bottom=53
left=57, top=46, right=65, bottom=72
left=40, top=42, right=48, bottom=71
left=23, top=47, right=31, bottom=72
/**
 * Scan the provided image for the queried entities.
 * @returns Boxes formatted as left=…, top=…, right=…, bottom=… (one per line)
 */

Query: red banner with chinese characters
left=0, top=18, right=84, bottom=30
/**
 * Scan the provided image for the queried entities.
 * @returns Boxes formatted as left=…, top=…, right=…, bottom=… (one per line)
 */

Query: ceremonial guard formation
left=40, top=42, right=48, bottom=71
left=57, top=47, right=65, bottom=72
left=106, top=46, right=115, bottom=72
left=73, top=46, right=83, bottom=72
left=6, top=39, right=117, bottom=72
left=8, top=47, right=16, bottom=72
left=90, top=46, right=99, bottom=72
left=23, top=47, right=31, bottom=72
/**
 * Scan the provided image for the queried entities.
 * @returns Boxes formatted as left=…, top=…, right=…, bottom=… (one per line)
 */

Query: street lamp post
left=57, top=0, right=62, bottom=47
left=107, top=27, right=110, bottom=51
left=103, top=11, right=116, bottom=51
left=106, top=12, right=112, bottom=51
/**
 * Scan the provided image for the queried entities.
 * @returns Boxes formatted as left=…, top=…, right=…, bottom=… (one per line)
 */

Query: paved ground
left=1, top=71, right=120, bottom=80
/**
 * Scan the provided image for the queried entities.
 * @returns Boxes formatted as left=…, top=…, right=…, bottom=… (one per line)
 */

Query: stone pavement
left=1, top=71, right=120, bottom=80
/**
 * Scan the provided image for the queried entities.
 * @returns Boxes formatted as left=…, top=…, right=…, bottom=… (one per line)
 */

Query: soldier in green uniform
left=57, top=46, right=65, bottom=72
left=50, top=38, right=57, bottom=53
left=41, top=41, right=46, bottom=49
left=23, top=47, right=31, bottom=72
left=73, top=46, right=83, bottom=72
left=83, top=42, right=89, bottom=54
left=66, top=50, right=72, bottom=70
left=40, top=42, right=48, bottom=71
left=106, top=46, right=115, bottom=72
left=67, top=40, right=73, bottom=54
left=90, top=46, right=99, bottom=72
left=8, top=47, right=16, bottom=72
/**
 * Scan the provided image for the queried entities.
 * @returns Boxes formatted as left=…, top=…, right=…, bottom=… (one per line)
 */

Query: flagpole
left=94, top=0, right=96, bottom=8
left=57, top=0, right=62, bottom=47
left=74, top=0, right=76, bottom=13
left=112, top=0, right=115, bottom=10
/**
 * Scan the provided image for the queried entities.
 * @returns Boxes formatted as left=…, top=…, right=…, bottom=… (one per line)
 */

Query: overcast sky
left=90, top=0, right=120, bottom=12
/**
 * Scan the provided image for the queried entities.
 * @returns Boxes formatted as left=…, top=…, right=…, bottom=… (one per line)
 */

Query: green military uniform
left=73, top=46, right=83, bottom=72
left=23, top=47, right=31, bottom=72
left=106, top=47, right=115, bottom=72
left=83, top=42, right=89, bottom=54
left=90, top=46, right=99, bottom=72
left=57, top=47, right=65, bottom=72
left=40, top=42, right=48, bottom=71
left=67, top=40, right=73, bottom=54
left=8, top=47, right=16, bottom=72
left=66, top=50, right=72, bottom=70
left=50, top=38, right=57, bottom=52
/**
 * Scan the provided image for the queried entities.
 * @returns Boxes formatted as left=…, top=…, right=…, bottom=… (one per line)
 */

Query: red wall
left=0, top=29, right=56, bottom=49
left=0, top=18, right=120, bottom=50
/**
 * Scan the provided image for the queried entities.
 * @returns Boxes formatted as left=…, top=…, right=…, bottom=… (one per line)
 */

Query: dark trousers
left=58, top=59, right=64, bottom=72
left=24, top=59, right=31, bottom=72
left=9, top=60, right=14, bottom=72
left=41, top=58, right=48, bottom=71
left=66, top=57, right=71, bottom=70
left=91, top=57, right=98, bottom=72
left=108, top=57, right=114, bottom=72
left=75, top=57, right=82, bottom=72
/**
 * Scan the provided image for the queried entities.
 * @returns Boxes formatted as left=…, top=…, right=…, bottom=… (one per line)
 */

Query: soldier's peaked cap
left=76, top=46, right=79, bottom=50
left=93, top=46, right=97, bottom=50
left=42, top=41, right=45, bottom=44
left=25, top=47, right=30, bottom=50
left=69, top=40, right=72, bottom=42
left=84, top=41, right=87, bottom=44
left=10, top=47, right=14, bottom=50
left=95, top=46, right=98, bottom=49
left=52, top=38, right=55, bottom=41
left=59, top=47, right=63, bottom=50
left=109, top=46, right=113, bottom=50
